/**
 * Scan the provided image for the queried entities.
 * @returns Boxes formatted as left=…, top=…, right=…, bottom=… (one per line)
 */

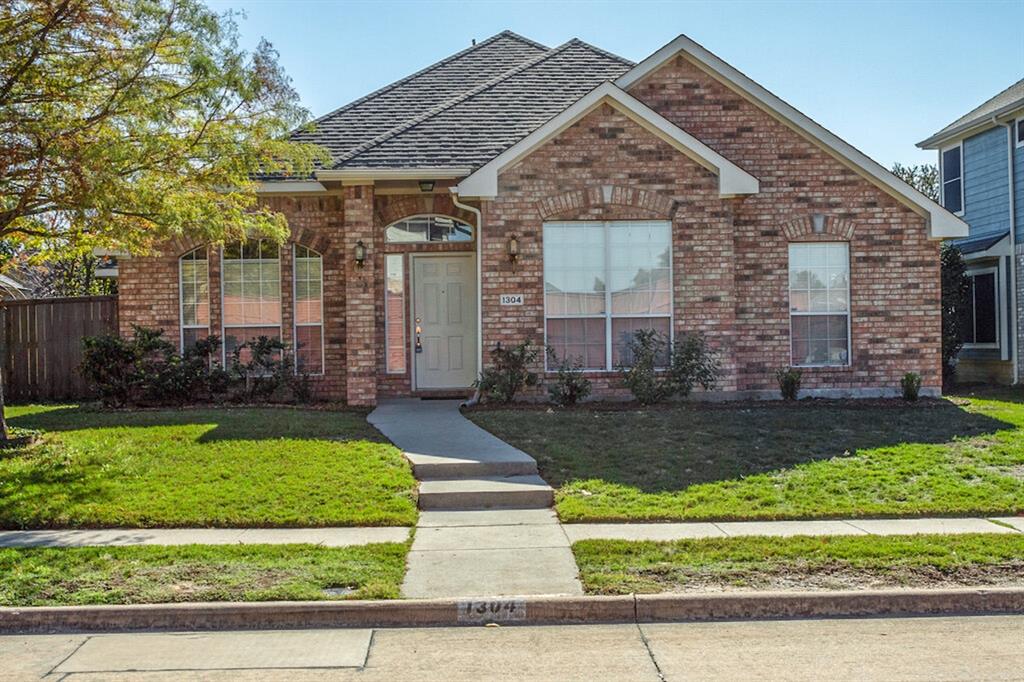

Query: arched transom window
left=179, top=247, right=209, bottom=350
left=221, top=239, right=281, bottom=360
left=293, top=244, right=324, bottom=374
left=385, top=215, right=473, bottom=243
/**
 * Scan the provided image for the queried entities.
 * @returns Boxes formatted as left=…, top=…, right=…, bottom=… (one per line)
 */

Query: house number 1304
left=499, top=294, right=524, bottom=305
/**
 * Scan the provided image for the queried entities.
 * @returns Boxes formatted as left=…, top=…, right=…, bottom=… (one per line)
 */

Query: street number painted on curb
left=499, top=294, right=524, bottom=306
left=457, top=599, right=527, bottom=623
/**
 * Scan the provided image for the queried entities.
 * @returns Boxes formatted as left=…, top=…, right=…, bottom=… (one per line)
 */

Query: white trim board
left=455, top=82, right=759, bottom=199
left=614, top=35, right=968, bottom=240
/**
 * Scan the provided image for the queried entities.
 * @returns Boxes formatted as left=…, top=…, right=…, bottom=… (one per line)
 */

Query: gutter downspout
left=1002, top=118, right=1020, bottom=384
left=451, top=189, right=484, bottom=405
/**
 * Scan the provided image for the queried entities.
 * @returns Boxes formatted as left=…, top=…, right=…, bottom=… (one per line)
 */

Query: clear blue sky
left=208, top=0, right=1023, bottom=167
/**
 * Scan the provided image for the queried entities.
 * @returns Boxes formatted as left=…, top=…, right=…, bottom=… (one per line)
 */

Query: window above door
left=385, top=215, right=474, bottom=243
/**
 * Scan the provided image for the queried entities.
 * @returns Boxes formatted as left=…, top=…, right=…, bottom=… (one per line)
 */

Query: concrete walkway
left=368, top=399, right=583, bottom=599
left=0, top=527, right=410, bottom=548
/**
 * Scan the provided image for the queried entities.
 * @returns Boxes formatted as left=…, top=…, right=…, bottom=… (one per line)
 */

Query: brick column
left=343, top=185, right=377, bottom=405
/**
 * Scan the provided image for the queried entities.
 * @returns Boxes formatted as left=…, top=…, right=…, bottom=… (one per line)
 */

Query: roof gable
left=454, top=82, right=759, bottom=198
left=615, top=35, right=967, bottom=239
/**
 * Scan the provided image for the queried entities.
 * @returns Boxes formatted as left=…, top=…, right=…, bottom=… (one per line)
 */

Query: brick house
left=117, top=32, right=967, bottom=406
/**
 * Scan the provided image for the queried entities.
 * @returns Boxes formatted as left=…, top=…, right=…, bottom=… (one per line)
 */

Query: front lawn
left=467, top=390, right=1024, bottom=522
left=1, top=405, right=418, bottom=528
left=0, top=543, right=408, bottom=605
left=573, top=534, right=1024, bottom=594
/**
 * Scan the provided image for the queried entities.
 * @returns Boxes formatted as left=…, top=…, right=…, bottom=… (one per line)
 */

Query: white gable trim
left=616, top=35, right=968, bottom=239
left=454, top=82, right=759, bottom=199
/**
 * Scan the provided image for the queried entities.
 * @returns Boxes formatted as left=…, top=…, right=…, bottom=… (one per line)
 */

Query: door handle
left=415, top=317, right=423, bottom=353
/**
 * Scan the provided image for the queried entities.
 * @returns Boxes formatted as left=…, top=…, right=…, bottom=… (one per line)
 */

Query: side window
left=293, top=245, right=324, bottom=374
left=962, top=269, right=999, bottom=347
left=941, top=145, right=963, bottom=214
left=179, top=247, right=210, bottom=350
left=788, top=242, right=850, bottom=367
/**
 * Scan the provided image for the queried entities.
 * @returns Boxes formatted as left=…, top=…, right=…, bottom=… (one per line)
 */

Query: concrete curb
left=2, top=588, right=1022, bottom=633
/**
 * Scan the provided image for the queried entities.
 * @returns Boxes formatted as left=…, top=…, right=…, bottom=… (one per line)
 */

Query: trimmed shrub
left=776, top=366, right=802, bottom=400
left=546, top=348, right=592, bottom=407
left=670, top=332, right=721, bottom=398
left=475, top=340, right=540, bottom=403
left=901, top=372, right=922, bottom=402
left=620, top=329, right=674, bottom=405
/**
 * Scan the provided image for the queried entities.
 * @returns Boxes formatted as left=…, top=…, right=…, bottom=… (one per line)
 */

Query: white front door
left=412, top=255, right=477, bottom=389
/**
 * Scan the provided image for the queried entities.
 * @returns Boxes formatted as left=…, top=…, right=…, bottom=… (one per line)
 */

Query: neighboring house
left=117, top=32, right=966, bottom=405
left=918, top=79, right=1024, bottom=385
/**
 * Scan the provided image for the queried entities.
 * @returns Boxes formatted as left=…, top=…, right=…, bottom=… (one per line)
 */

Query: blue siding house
left=919, top=79, right=1024, bottom=384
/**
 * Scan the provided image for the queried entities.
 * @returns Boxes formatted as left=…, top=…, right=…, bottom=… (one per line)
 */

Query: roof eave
left=615, top=35, right=967, bottom=239
left=917, top=100, right=1024, bottom=149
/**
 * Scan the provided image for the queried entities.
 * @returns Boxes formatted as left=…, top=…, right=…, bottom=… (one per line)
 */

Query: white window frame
left=542, top=220, right=674, bottom=373
left=962, top=265, right=1001, bottom=350
left=788, top=242, right=852, bottom=368
left=1016, top=120, right=1024, bottom=149
left=219, top=241, right=283, bottom=366
left=178, top=247, right=210, bottom=352
left=292, top=244, right=325, bottom=376
left=940, top=143, right=965, bottom=216
left=384, top=214, right=475, bottom=244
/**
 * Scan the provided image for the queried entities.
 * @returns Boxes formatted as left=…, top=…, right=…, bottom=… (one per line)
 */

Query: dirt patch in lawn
left=614, top=561, right=1024, bottom=595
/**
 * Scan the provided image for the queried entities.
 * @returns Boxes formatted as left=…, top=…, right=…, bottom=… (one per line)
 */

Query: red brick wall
left=627, top=56, right=941, bottom=394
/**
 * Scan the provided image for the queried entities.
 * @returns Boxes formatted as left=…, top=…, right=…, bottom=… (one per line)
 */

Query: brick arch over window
left=782, top=215, right=856, bottom=241
left=288, top=228, right=331, bottom=254
left=537, top=185, right=677, bottom=221
left=374, top=193, right=478, bottom=229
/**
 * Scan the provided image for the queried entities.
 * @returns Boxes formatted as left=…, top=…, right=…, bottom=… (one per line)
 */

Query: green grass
left=467, top=390, right=1024, bottom=522
left=0, top=543, right=409, bottom=605
left=572, top=534, right=1024, bottom=595
left=1, top=405, right=418, bottom=528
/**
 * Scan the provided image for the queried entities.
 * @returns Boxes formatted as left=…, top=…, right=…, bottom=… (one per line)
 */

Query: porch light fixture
left=507, top=234, right=520, bottom=263
left=354, top=240, right=367, bottom=267
left=812, top=213, right=827, bottom=234
left=418, top=180, right=435, bottom=193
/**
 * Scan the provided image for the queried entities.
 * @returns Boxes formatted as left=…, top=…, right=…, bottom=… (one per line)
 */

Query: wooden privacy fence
left=2, top=296, right=119, bottom=401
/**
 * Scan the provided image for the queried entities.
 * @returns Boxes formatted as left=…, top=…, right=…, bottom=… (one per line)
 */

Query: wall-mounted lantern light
left=812, top=213, right=827, bottom=234
left=507, top=234, right=520, bottom=263
left=418, top=180, right=435, bottom=193
left=354, top=240, right=367, bottom=267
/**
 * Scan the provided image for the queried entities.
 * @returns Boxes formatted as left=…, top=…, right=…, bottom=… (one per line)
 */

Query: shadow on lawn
left=511, top=398, right=1018, bottom=492
left=7, top=405, right=384, bottom=445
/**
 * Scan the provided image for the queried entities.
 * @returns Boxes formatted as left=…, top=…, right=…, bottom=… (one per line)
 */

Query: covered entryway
left=411, top=254, right=477, bottom=390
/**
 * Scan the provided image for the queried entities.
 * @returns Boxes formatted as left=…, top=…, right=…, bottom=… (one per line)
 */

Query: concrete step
left=413, top=458, right=537, bottom=479
left=417, top=475, right=554, bottom=511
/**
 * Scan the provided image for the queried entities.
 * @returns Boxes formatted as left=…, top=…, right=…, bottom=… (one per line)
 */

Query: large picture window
left=221, top=240, right=281, bottom=362
left=293, top=245, right=323, bottom=374
left=179, top=247, right=209, bottom=350
left=544, top=221, right=672, bottom=370
left=788, top=242, right=850, bottom=367
left=962, top=268, right=998, bottom=347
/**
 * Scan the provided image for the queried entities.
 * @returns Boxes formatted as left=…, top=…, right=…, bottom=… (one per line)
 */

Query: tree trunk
left=0, top=362, right=8, bottom=442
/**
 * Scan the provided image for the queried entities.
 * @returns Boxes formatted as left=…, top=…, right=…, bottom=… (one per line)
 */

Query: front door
left=412, top=255, right=477, bottom=389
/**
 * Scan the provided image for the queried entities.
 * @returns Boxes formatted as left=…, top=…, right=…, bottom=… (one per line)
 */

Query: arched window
left=293, top=244, right=324, bottom=374
left=179, top=247, right=209, bottom=350
left=221, top=239, right=281, bottom=361
left=385, top=215, right=473, bottom=243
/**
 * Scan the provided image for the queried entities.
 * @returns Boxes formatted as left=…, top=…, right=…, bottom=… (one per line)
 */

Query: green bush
left=901, top=372, right=922, bottom=401
left=670, top=332, right=722, bottom=398
left=546, top=348, right=592, bottom=407
left=475, top=340, right=540, bottom=403
left=776, top=366, right=802, bottom=400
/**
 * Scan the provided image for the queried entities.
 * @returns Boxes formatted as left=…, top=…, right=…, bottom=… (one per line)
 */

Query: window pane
left=222, top=241, right=281, bottom=329
left=546, top=317, right=606, bottom=369
left=944, top=178, right=963, bottom=213
left=610, top=222, right=671, bottom=315
left=961, top=275, right=976, bottom=344
left=179, top=249, right=210, bottom=345
left=295, top=325, right=323, bottom=374
left=973, top=272, right=997, bottom=344
left=385, top=254, right=406, bottom=373
left=791, top=314, right=849, bottom=366
left=182, top=327, right=209, bottom=350
left=385, top=216, right=473, bottom=243
left=544, top=222, right=606, bottom=316
left=611, top=317, right=671, bottom=367
left=942, top=147, right=961, bottom=180
left=224, top=326, right=281, bottom=363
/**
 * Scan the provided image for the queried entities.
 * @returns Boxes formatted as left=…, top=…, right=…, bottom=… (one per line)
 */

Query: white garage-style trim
left=455, top=81, right=760, bottom=200
left=615, top=35, right=968, bottom=240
